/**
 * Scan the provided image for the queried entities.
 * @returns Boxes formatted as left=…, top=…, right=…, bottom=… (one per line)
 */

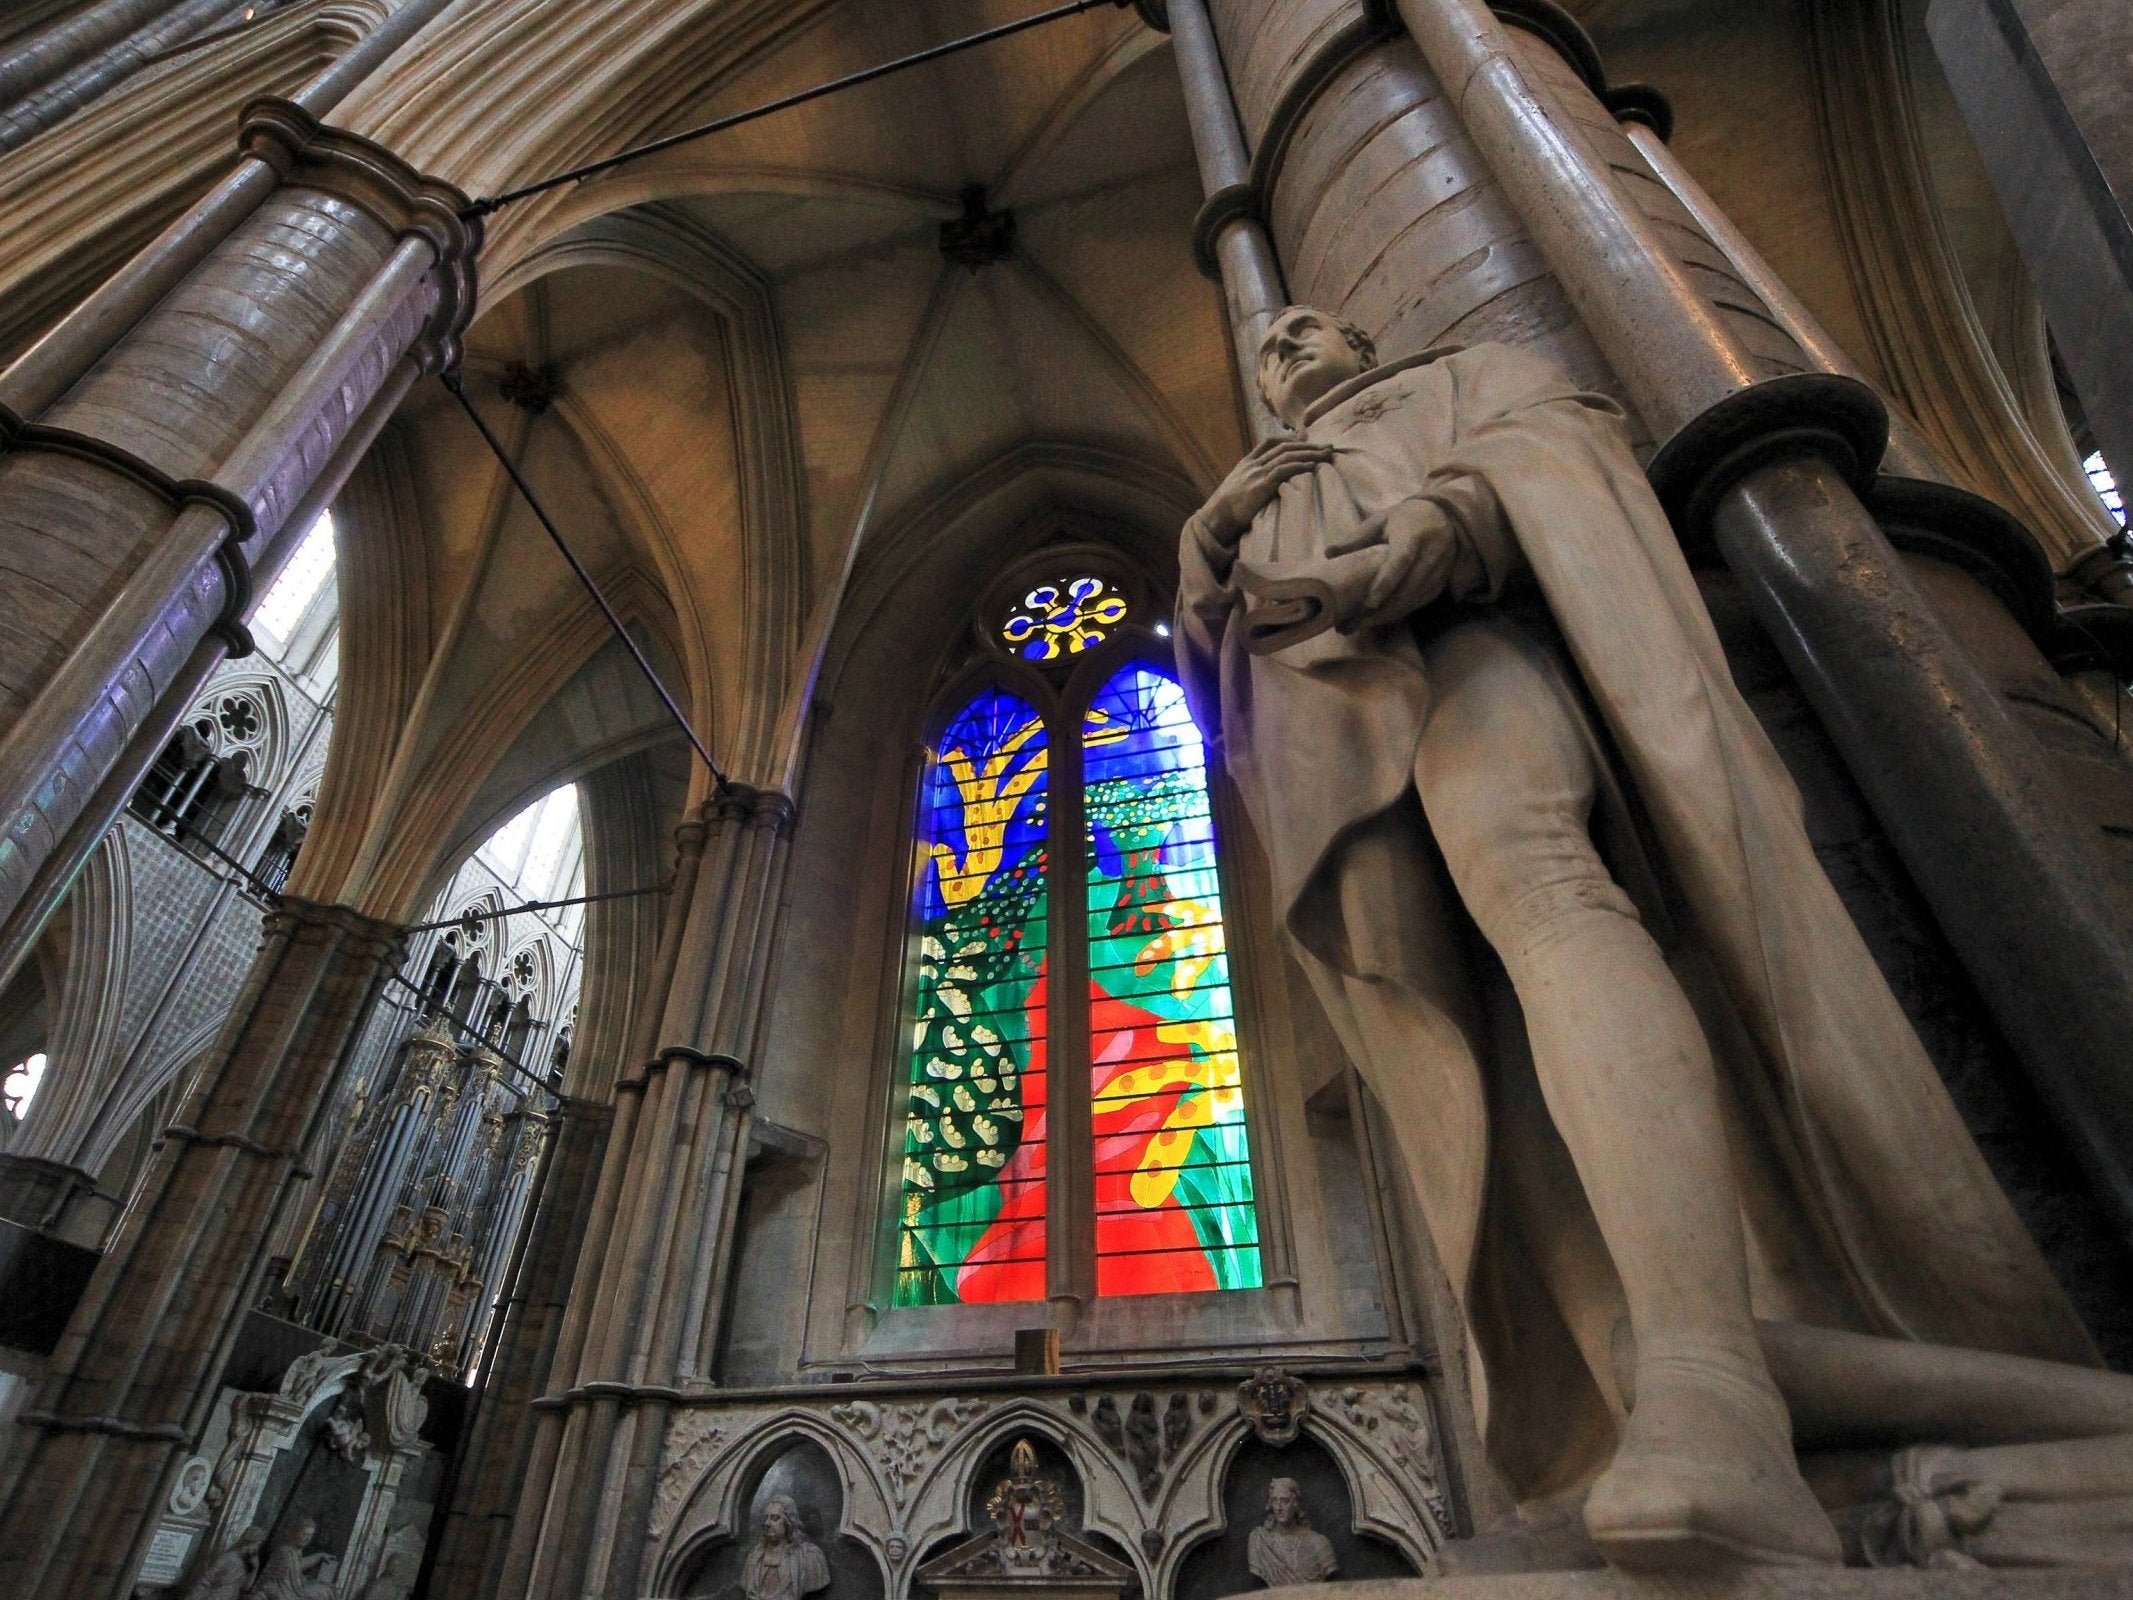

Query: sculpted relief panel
left=647, top=1372, right=1442, bottom=1599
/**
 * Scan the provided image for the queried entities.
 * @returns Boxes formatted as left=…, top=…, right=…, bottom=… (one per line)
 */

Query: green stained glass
left=1083, top=664, right=1261, bottom=1295
left=895, top=689, right=1051, bottom=1305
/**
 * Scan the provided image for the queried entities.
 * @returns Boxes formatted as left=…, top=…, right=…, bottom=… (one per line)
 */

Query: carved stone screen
left=1082, top=665, right=1260, bottom=1295
left=897, top=688, right=1051, bottom=1305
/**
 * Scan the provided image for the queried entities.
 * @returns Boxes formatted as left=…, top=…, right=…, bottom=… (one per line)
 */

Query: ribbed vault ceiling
left=350, top=0, right=1234, bottom=903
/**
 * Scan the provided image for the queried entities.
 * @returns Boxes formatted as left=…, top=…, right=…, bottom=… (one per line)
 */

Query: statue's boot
left=1584, top=1351, right=1842, bottom=1570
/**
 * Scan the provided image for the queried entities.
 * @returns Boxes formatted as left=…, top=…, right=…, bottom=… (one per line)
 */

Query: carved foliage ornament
left=828, top=1396, right=988, bottom=1508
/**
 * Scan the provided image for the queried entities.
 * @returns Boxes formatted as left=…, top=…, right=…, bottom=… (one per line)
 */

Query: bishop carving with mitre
left=1175, top=307, right=2104, bottom=1569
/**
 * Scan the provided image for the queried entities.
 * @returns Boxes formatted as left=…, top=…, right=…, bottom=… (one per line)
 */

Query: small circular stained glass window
left=1000, top=575, right=1130, bottom=662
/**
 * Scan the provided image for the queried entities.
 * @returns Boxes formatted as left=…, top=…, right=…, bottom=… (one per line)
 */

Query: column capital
left=238, top=96, right=484, bottom=372
left=698, top=781, right=796, bottom=833
left=266, top=894, right=409, bottom=966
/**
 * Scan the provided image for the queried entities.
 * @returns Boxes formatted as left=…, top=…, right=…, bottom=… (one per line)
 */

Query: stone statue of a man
left=1247, top=1478, right=1337, bottom=1587
left=179, top=1528, right=263, bottom=1600
left=1176, top=307, right=2100, bottom=1569
left=245, top=1517, right=335, bottom=1600
left=742, top=1495, right=831, bottom=1600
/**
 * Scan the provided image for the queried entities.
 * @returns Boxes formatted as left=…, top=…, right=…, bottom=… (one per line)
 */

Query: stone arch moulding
left=354, top=572, right=694, bottom=922
left=773, top=434, right=1204, bottom=794
left=482, top=204, right=807, bottom=781
left=9, top=828, right=132, bottom=1168
left=645, top=1375, right=1449, bottom=1600
left=818, top=443, right=1200, bottom=720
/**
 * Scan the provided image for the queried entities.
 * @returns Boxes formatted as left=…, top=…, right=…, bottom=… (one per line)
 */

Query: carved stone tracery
left=648, top=1375, right=1446, bottom=1598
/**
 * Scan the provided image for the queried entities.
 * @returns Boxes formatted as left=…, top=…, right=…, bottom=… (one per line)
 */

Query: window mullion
left=1047, top=712, right=1096, bottom=1314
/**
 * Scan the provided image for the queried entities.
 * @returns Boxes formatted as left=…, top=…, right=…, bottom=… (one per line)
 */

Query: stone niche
left=916, top=1435, right=1137, bottom=1600
left=1174, top=1434, right=1416, bottom=1600
left=646, top=1371, right=1443, bottom=1600
left=674, top=1437, right=885, bottom=1600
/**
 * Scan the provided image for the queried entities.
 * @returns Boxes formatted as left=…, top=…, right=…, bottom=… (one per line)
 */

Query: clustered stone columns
left=426, top=1094, right=615, bottom=1595
left=0, top=79, right=478, bottom=996
left=1160, top=0, right=2133, bottom=1244
left=501, top=784, right=795, bottom=1600
left=0, top=896, right=406, bottom=1596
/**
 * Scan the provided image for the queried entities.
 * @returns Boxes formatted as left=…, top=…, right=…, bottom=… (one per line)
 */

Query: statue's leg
left=1759, top=1319, right=2133, bottom=1447
left=1413, top=620, right=1839, bottom=1569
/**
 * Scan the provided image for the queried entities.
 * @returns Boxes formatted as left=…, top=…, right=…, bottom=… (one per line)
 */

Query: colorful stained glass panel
left=896, top=689, right=1052, bottom=1306
left=1082, top=665, right=1261, bottom=1295
left=1001, top=575, right=1130, bottom=662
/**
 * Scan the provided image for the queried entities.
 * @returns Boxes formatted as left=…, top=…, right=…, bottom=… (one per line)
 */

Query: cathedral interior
left=2, top=0, right=2133, bottom=1595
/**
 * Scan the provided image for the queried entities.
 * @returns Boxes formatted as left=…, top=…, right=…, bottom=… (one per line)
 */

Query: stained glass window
left=1083, top=666, right=1259, bottom=1294
left=1001, top=576, right=1130, bottom=662
left=897, top=690, right=1052, bottom=1305
left=895, top=661, right=1260, bottom=1306
left=2085, top=450, right=2126, bottom=527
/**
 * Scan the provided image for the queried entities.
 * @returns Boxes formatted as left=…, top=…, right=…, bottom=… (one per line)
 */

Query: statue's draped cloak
left=1176, top=343, right=2092, bottom=1474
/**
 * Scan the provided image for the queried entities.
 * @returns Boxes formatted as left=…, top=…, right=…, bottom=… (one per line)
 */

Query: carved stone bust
left=741, top=1494, right=831, bottom=1600
left=1246, top=1477, right=1337, bottom=1588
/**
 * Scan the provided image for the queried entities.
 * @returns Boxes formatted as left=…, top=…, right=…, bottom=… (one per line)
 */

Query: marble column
left=1182, top=0, right=2133, bottom=1243
left=1164, top=0, right=1285, bottom=442
left=1402, top=0, right=2133, bottom=1240
left=0, top=0, right=201, bottom=117
left=0, top=896, right=405, bottom=1598
left=0, top=82, right=477, bottom=992
left=500, top=784, right=793, bottom=1600
left=0, top=0, right=244, bottom=156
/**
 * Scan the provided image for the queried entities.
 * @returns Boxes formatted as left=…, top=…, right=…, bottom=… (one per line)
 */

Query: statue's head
left=1265, top=1477, right=1306, bottom=1528
left=1257, top=307, right=1376, bottom=427
left=235, top=1528, right=267, bottom=1553
left=288, top=1517, right=317, bottom=1546
left=1010, top=1439, right=1041, bottom=1483
left=761, top=1494, right=803, bottom=1544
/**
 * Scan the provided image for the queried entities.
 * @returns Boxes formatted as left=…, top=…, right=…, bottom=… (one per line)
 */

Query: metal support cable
left=441, top=372, right=732, bottom=794
left=379, top=970, right=560, bottom=1094
left=461, top=0, right=1133, bottom=219
left=401, top=878, right=673, bottom=934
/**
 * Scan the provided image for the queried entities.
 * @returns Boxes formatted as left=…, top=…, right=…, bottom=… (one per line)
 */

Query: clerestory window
left=894, top=565, right=1262, bottom=1306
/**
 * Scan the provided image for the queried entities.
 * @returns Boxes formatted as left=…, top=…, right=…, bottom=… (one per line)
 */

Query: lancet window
left=894, top=562, right=1262, bottom=1306
left=2, top=1051, right=46, bottom=1123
